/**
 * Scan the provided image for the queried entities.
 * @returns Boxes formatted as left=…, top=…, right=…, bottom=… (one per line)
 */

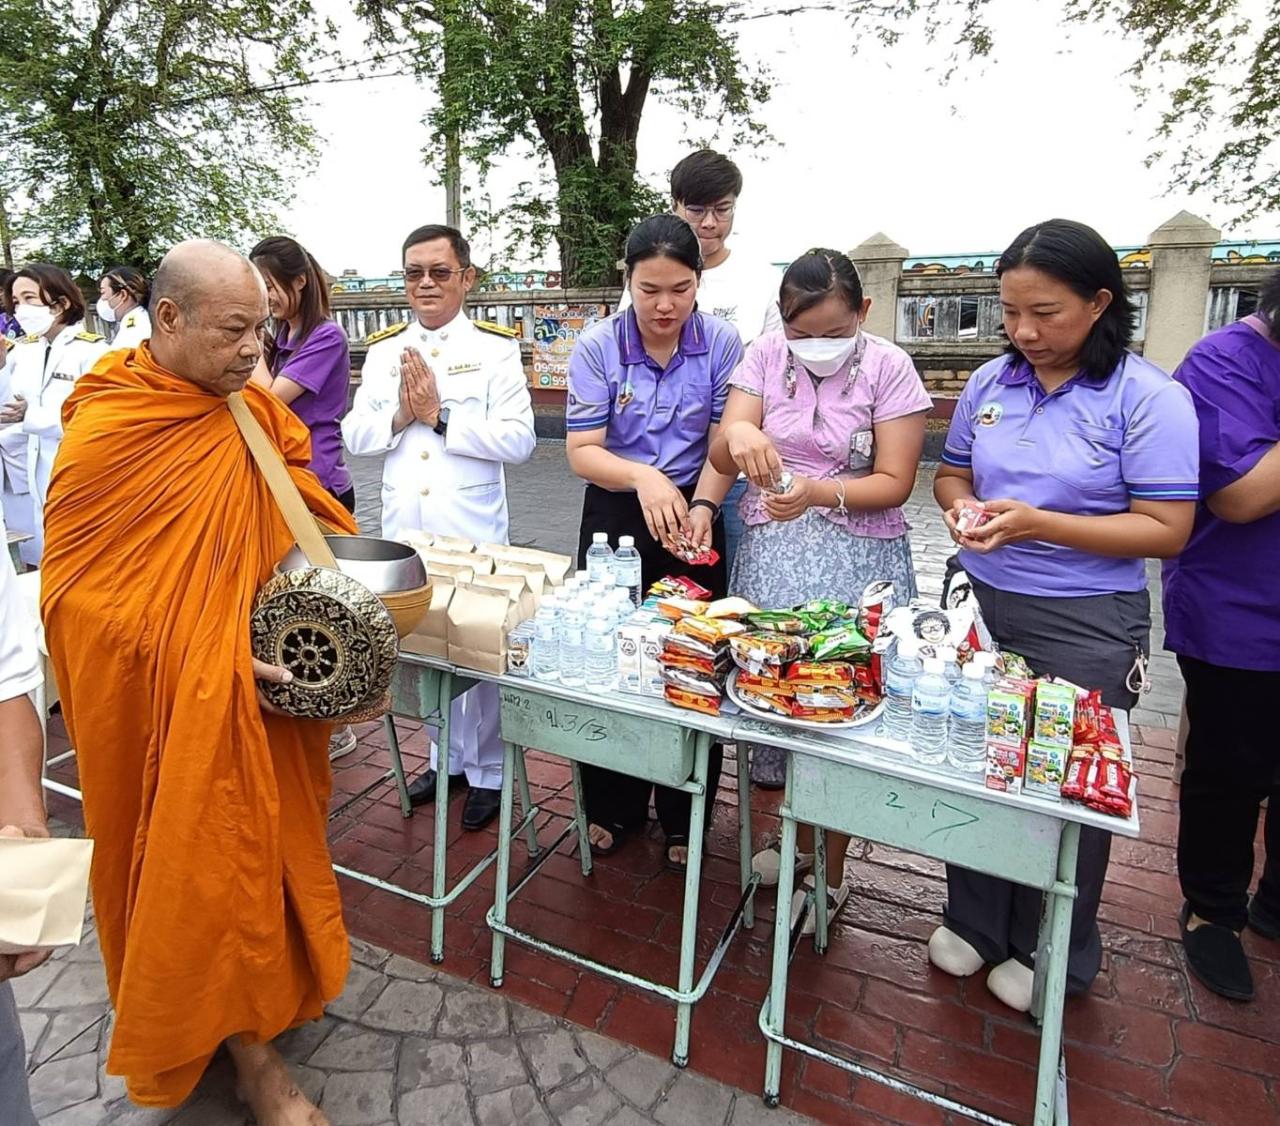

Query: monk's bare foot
left=227, top=1038, right=328, bottom=1126
left=587, top=823, right=616, bottom=852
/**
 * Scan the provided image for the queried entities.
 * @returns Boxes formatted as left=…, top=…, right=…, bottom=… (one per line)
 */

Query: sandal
left=665, top=835, right=690, bottom=872
left=587, top=824, right=630, bottom=857
left=751, top=843, right=814, bottom=888
left=790, top=875, right=850, bottom=936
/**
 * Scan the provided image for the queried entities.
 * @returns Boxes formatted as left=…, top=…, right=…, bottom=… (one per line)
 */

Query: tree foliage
left=0, top=0, right=333, bottom=273
left=838, top=0, right=1280, bottom=226
left=360, top=0, right=771, bottom=286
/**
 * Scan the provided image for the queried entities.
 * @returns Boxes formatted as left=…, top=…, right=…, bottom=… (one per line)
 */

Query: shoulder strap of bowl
left=227, top=391, right=338, bottom=569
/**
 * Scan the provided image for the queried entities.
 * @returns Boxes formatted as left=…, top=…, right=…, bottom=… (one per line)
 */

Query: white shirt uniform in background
left=0, top=348, right=35, bottom=567
left=8, top=323, right=109, bottom=562
left=342, top=310, right=537, bottom=788
left=619, top=248, right=783, bottom=340
left=108, top=306, right=151, bottom=351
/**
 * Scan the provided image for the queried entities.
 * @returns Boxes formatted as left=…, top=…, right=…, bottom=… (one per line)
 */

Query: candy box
left=986, top=680, right=1034, bottom=748
left=955, top=500, right=991, bottom=535
left=984, top=742, right=1025, bottom=795
left=1034, top=681, right=1076, bottom=749
left=1025, top=740, right=1068, bottom=798
left=617, top=615, right=668, bottom=697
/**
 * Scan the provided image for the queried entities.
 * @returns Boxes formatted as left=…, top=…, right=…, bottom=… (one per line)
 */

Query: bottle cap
left=963, top=662, right=985, bottom=680
left=938, top=645, right=958, bottom=663
left=592, top=532, right=609, bottom=544
left=922, top=656, right=944, bottom=675
left=619, top=535, right=635, bottom=548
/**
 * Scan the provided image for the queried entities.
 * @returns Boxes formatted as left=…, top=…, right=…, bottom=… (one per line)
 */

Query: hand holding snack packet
left=724, top=419, right=784, bottom=489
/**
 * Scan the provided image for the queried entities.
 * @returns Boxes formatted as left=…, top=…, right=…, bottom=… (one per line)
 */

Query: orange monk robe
left=40, top=343, right=359, bottom=1107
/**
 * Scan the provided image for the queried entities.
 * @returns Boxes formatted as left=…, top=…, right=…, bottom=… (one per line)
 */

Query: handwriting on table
left=501, top=691, right=608, bottom=742
left=881, top=792, right=981, bottom=839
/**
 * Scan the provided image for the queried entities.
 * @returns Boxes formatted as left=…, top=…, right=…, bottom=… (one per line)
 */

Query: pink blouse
left=730, top=330, right=932, bottom=539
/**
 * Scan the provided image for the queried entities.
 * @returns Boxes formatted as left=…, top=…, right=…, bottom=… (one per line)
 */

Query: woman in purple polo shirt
left=249, top=236, right=355, bottom=512
left=708, top=248, right=931, bottom=931
left=930, top=219, right=1200, bottom=1011
left=1164, top=267, right=1280, bottom=1002
left=566, top=214, right=743, bottom=867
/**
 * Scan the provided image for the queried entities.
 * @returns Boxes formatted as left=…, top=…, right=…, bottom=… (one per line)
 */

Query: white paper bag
left=0, top=836, right=94, bottom=953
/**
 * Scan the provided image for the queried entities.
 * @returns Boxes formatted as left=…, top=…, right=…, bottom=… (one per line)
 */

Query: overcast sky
left=282, top=0, right=1274, bottom=276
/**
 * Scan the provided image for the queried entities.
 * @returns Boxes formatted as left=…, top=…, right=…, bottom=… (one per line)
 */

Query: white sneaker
left=328, top=726, right=358, bottom=761
left=790, top=875, right=850, bottom=936
left=927, top=926, right=985, bottom=977
left=986, top=957, right=1035, bottom=1012
left=751, top=845, right=814, bottom=888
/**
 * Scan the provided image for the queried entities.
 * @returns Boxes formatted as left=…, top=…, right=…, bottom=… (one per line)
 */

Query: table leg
left=490, top=739, right=517, bottom=989
left=383, top=714, right=413, bottom=819
left=570, top=761, right=593, bottom=878
left=429, top=672, right=453, bottom=964
left=1032, top=821, right=1079, bottom=1125
left=736, top=745, right=754, bottom=930
left=762, top=810, right=800, bottom=1107
left=512, top=745, right=540, bottom=857
left=672, top=734, right=711, bottom=1068
left=812, top=826, right=830, bottom=954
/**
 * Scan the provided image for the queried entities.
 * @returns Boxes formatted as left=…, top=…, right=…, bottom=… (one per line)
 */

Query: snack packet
left=735, top=670, right=793, bottom=698
left=737, top=687, right=794, bottom=717
left=660, top=664, right=724, bottom=696
left=664, top=684, right=721, bottom=716
left=786, top=662, right=855, bottom=688
left=649, top=575, right=714, bottom=601
left=655, top=597, right=711, bottom=622
left=729, top=631, right=807, bottom=676
left=705, top=596, right=760, bottom=619
left=673, top=615, right=748, bottom=645
left=955, top=500, right=991, bottom=535
left=808, top=624, right=871, bottom=661
left=746, top=610, right=808, bottom=635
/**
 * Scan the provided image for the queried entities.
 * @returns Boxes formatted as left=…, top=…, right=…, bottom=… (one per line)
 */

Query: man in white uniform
left=0, top=508, right=48, bottom=1126
left=342, top=224, right=536, bottom=830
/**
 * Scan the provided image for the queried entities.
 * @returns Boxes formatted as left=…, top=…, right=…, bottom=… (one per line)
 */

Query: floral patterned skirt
left=730, top=511, right=918, bottom=786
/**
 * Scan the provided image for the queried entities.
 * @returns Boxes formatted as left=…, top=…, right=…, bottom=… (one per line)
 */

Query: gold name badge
left=448, top=362, right=482, bottom=375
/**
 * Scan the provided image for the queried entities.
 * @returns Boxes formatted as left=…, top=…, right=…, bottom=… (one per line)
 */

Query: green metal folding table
left=746, top=712, right=1140, bottom=1125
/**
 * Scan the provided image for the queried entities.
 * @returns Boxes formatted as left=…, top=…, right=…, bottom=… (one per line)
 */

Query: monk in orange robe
left=41, top=240, right=356, bottom=1124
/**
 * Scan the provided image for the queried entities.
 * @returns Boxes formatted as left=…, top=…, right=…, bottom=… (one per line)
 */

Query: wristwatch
left=433, top=407, right=450, bottom=437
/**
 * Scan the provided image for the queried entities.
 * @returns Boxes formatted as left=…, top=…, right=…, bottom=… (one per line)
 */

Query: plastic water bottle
left=938, top=645, right=962, bottom=687
left=558, top=600, right=586, bottom=688
left=586, top=532, right=614, bottom=585
left=947, top=663, right=988, bottom=773
left=613, top=535, right=643, bottom=607
left=910, top=656, right=951, bottom=765
left=881, top=639, right=922, bottom=743
left=531, top=601, right=560, bottom=681
left=574, top=569, right=590, bottom=586
left=612, top=588, right=633, bottom=627
left=584, top=616, right=615, bottom=692
left=974, top=651, right=999, bottom=689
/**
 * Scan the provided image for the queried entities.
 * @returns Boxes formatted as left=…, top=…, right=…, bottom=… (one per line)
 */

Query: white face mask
left=15, top=303, right=56, bottom=336
left=96, top=296, right=119, bottom=323
left=786, top=334, right=859, bottom=378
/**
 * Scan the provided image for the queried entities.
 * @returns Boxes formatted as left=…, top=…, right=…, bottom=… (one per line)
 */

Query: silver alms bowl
left=279, top=535, right=428, bottom=596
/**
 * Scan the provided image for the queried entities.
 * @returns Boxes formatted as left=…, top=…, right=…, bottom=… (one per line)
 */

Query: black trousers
left=1177, top=655, right=1280, bottom=931
left=330, top=483, right=357, bottom=515
left=943, top=571, right=1149, bottom=992
left=576, top=483, right=727, bottom=841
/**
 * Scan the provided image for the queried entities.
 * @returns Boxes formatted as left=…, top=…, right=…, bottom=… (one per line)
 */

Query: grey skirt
left=731, top=511, right=918, bottom=786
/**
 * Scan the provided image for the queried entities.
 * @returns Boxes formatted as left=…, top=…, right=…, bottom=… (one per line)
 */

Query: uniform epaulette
left=123, top=313, right=137, bottom=328
left=474, top=319, right=518, bottom=339
left=19, top=333, right=39, bottom=344
left=364, top=322, right=409, bottom=345
left=75, top=330, right=105, bottom=342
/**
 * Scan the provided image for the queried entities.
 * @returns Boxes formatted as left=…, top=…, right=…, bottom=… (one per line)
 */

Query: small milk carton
left=1033, top=681, right=1076, bottom=749
left=1025, top=740, right=1069, bottom=798
left=986, top=679, right=1034, bottom=748
left=984, top=742, right=1026, bottom=795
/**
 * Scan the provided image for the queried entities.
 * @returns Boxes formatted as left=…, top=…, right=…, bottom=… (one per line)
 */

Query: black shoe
left=1247, top=896, right=1280, bottom=940
left=407, top=770, right=468, bottom=808
left=461, top=786, right=501, bottom=831
left=1180, top=903, right=1254, bottom=1001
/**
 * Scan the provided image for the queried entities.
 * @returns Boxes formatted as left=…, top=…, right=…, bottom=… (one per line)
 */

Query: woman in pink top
left=707, top=248, right=931, bottom=931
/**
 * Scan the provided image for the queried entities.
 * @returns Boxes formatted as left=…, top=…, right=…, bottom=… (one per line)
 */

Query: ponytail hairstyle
left=996, top=219, right=1134, bottom=381
left=249, top=235, right=332, bottom=349
left=624, top=214, right=704, bottom=284
left=778, top=249, right=864, bottom=323
left=101, top=266, right=149, bottom=310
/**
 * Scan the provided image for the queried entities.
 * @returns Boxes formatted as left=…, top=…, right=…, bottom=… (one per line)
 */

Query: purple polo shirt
left=565, top=308, right=743, bottom=487
left=1163, top=317, right=1280, bottom=671
left=942, top=352, right=1199, bottom=597
left=272, top=318, right=353, bottom=495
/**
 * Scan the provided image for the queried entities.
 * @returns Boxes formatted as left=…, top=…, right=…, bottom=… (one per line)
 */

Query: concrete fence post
left=850, top=233, right=909, bottom=342
left=1142, top=211, right=1221, bottom=374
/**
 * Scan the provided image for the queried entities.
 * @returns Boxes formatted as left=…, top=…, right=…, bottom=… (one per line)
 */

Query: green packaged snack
left=746, top=610, right=808, bottom=634
left=796, top=599, right=853, bottom=618
left=808, top=623, right=871, bottom=661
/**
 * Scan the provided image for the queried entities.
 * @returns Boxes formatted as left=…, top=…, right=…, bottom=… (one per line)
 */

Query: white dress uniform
left=8, top=322, right=109, bottom=562
left=342, top=310, right=537, bottom=788
left=109, top=306, right=151, bottom=351
left=0, top=347, right=35, bottom=566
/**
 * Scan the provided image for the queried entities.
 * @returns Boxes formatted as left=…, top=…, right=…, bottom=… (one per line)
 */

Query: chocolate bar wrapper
left=664, top=684, right=721, bottom=716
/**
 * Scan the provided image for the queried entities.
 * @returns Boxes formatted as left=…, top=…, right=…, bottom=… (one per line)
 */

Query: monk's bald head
left=149, top=240, right=269, bottom=397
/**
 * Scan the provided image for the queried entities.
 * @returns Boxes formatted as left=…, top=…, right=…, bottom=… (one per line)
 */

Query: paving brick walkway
left=29, top=448, right=1279, bottom=1124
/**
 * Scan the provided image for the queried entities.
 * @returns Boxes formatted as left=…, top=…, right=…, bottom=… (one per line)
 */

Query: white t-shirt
left=620, top=249, right=783, bottom=342
left=0, top=513, right=40, bottom=702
